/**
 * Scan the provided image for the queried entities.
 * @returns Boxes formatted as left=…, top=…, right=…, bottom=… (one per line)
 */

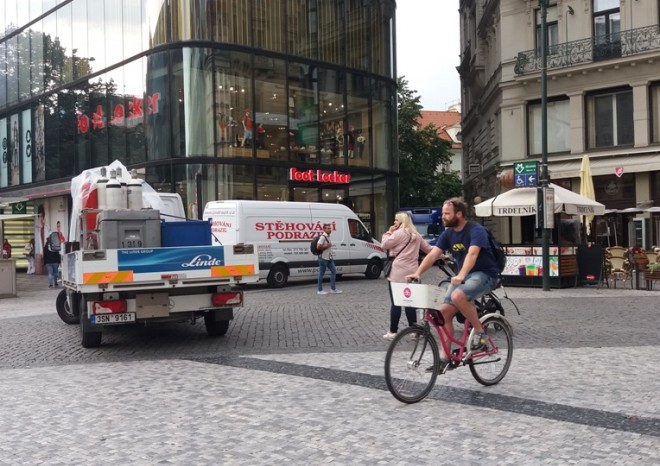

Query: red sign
left=614, top=167, right=624, bottom=178
left=289, top=167, right=351, bottom=184
left=76, top=93, right=161, bottom=134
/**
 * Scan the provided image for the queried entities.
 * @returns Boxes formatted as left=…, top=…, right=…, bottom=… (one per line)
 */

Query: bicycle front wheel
left=384, top=326, right=439, bottom=403
left=468, top=315, right=513, bottom=386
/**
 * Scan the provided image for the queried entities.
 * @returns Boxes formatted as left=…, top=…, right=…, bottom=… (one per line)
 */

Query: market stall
left=475, top=183, right=606, bottom=288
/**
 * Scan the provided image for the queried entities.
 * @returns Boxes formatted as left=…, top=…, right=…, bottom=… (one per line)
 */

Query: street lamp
left=540, top=0, right=551, bottom=291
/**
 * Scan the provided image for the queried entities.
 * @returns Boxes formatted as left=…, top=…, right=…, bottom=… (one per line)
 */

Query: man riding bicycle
left=406, top=198, right=500, bottom=372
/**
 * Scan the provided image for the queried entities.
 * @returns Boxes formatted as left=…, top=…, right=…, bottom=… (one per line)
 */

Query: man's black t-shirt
left=435, top=222, right=500, bottom=278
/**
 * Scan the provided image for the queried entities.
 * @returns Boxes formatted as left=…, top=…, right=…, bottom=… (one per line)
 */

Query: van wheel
left=267, top=264, right=288, bottom=288
left=79, top=295, right=102, bottom=348
left=364, top=259, right=382, bottom=279
left=56, top=289, right=79, bottom=325
left=205, top=313, right=230, bottom=336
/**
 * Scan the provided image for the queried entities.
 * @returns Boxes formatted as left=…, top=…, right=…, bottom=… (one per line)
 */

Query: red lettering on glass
left=111, top=104, right=125, bottom=126
left=91, top=106, right=105, bottom=130
left=147, top=92, right=160, bottom=114
left=77, top=114, right=90, bottom=134
left=128, top=97, right=144, bottom=119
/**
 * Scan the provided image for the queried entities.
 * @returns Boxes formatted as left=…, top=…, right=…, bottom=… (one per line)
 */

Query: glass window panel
left=105, top=69, right=128, bottom=163
left=8, top=113, right=20, bottom=186
left=0, top=44, right=6, bottom=108
left=253, top=56, right=287, bottom=160
left=71, top=0, right=89, bottom=80
left=253, top=0, right=284, bottom=53
left=18, top=30, right=31, bottom=100
left=54, top=90, right=77, bottom=179
left=318, top=0, right=342, bottom=64
left=0, top=3, right=5, bottom=40
left=105, top=0, right=123, bottom=67
left=288, top=62, right=319, bottom=162
left=212, top=50, right=252, bottom=157
left=371, top=1, right=394, bottom=77
left=6, top=36, right=19, bottom=106
left=5, top=1, right=17, bottom=35
left=172, top=47, right=215, bottom=158
left=287, top=0, right=316, bottom=58
left=124, top=57, right=147, bottom=166
left=616, top=91, right=633, bottom=145
left=346, top=0, right=369, bottom=71
left=87, top=0, right=106, bottom=72
left=346, top=73, right=370, bottom=167
left=34, top=104, right=46, bottom=181
left=652, top=85, right=660, bottom=143
left=56, top=3, right=73, bottom=84
left=17, top=0, right=30, bottom=27
left=594, top=94, right=614, bottom=146
left=528, top=99, right=570, bottom=155
left=372, top=78, right=394, bottom=170
left=29, top=0, right=43, bottom=24
left=595, top=0, right=619, bottom=12
left=213, top=0, right=250, bottom=46
left=145, top=51, right=170, bottom=161
left=257, top=166, right=289, bottom=201
left=318, top=68, right=346, bottom=166
left=215, top=164, right=255, bottom=200
left=88, top=76, right=109, bottom=167
left=30, top=23, right=44, bottom=97
left=172, top=0, right=211, bottom=41
left=124, top=0, right=143, bottom=59
left=145, top=0, right=168, bottom=47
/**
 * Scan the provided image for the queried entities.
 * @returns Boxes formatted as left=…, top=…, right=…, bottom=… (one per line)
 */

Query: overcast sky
left=396, top=1, right=461, bottom=111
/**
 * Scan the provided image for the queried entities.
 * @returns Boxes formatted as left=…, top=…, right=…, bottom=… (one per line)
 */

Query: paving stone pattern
left=0, top=272, right=658, bottom=464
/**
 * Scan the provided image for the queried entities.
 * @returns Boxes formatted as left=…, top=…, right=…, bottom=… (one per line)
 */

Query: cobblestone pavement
left=1, top=272, right=659, bottom=465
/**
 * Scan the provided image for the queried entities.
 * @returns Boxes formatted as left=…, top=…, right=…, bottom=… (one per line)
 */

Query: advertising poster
left=0, top=118, right=6, bottom=187
left=34, top=105, right=45, bottom=182
left=9, top=113, right=19, bottom=186
left=21, top=109, right=32, bottom=184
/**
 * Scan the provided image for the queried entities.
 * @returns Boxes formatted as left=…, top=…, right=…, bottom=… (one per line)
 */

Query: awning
left=0, top=214, right=33, bottom=221
left=474, top=183, right=606, bottom=217
left=547, top=152, right=660, bottom=179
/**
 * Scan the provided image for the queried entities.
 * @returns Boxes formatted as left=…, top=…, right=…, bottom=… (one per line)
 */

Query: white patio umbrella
left=579, top=155, right=596, bottom=235
left=474, top=183, right=606, bottom=217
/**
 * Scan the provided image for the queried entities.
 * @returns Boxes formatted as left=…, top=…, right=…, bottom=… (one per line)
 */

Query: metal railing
left=514, top=24, right=660, bottom=75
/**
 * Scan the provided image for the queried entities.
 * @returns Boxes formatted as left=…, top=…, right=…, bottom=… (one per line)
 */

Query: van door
left=347, top=217, right=378, bottom=271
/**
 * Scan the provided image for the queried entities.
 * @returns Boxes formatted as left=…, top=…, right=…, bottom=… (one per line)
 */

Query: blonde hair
left=395, top=212, right=419, bottom=236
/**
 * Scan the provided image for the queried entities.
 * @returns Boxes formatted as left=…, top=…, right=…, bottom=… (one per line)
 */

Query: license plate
left=92, top=313, right=136, bottom=324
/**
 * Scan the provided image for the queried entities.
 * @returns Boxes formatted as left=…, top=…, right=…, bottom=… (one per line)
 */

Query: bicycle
left=384, top=259, right=518, bottom=404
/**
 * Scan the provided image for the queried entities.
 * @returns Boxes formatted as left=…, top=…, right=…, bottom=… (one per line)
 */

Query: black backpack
left=310, top=235, right=322, bottom=255
left=48, top=231, right=62, bottom=252
left=465, top=222, right=507, bottom=274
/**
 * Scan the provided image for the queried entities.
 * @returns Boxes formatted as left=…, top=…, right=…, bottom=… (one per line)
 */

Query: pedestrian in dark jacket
left=43, top=238, right=60, bottom=287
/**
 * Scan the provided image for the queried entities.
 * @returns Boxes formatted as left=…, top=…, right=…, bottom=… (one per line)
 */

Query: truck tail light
left=212, top=292, right=243, bottom=306
left=92, top=300, right=128, bottom=315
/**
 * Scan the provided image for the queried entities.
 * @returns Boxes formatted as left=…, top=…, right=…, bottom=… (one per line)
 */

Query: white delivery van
left=203, top=200, right=386, bottom=287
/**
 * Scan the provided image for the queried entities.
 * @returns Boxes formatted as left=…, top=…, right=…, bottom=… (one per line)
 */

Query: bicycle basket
left=390, top=282, right=444, bottom=309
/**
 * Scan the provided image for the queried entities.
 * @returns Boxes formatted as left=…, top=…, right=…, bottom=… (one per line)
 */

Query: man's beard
left=444, top=217, right=458, bottom=228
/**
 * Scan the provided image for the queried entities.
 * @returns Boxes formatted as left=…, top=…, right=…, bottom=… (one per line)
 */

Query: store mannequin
left=229, top=117, right=239, bottom=147
left=347, top=126, right=356, bottom=159
left=241, top=109, right=253, bottom=147
left=356, top=131, right=366, bottom=158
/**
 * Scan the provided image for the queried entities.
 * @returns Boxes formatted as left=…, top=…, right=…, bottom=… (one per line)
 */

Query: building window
left=651, top=83, right=660, bottom=143
left=536, top=4, right=558, bottom=55
left=587, top=88, right=633, bottom=148
left=593, top=0, right=620, bottom=61
left=528, top=98, right=570, bottom=155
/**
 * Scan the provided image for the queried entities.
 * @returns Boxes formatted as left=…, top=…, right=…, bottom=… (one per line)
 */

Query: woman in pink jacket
left=381, top=212, right=434, bottom=340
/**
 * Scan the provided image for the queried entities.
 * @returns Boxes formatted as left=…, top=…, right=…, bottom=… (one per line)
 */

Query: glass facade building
left=0, top=0, right=397, bottom=238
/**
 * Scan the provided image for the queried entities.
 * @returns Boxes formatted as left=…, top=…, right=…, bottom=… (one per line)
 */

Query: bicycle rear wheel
left=384, top=326, right=439, bottom=403
left=468, top=315, right=513, bottom=386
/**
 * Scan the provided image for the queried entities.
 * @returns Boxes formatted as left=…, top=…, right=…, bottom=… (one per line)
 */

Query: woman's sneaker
left=383, top=331, right=397, bottom=341
left=471, top=332, right=489, bottom=350
left=426, top=359, right=450, bottom=374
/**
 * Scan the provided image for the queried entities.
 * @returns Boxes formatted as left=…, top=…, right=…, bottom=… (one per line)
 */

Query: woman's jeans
left=46, top=263, right=58, bottom=286
left=387, top=281, right=417, bottom=333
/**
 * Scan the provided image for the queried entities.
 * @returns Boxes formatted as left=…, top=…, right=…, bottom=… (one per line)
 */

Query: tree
left=397, top=77, right=462, bottom=206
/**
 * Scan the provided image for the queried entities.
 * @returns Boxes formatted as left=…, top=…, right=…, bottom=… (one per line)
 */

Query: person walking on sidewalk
left=24, top=238, right=35, bottom=274
left=43, top=237, right=60, bottom=287
left=317, top=223, right=342, bottom=295
left=381, top=212, right=434, bottom=340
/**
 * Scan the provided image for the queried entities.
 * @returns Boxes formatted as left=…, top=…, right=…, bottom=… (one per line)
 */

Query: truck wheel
left=364, top=258, right=382, bottom=279
left=79, top=296, right=102, bottom=348
left=267, top=264, right=288, bottom=288
left=56, top=289, right=79, bottom=325
left=205, top=313, right=230, bottom=336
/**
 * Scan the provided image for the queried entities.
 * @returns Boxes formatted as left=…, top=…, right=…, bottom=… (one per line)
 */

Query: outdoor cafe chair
left=604, top=254, right=633, bottom=289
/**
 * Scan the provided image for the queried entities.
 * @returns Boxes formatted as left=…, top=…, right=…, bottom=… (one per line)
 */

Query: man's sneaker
left=471, top=332, right=488, bottom=350
left=426, top=359, right=450, bottom=374
left=317, top=290, right=328, bottom=295
left=383, top=331, right=397, bottom=341
left=330, top=289, right=342, bottom=294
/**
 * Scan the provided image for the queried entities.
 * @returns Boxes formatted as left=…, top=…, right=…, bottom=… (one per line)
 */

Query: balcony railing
left=514, top=24, right=660, bottom=75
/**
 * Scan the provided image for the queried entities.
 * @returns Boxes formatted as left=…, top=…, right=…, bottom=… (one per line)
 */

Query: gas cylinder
left=105, top=169, right=124, bottom=209
left=127, top=169, right=143, bottom=210
left=97, top=167, right=108, bottom=210
left=115, top=167, right=128, bottom=208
